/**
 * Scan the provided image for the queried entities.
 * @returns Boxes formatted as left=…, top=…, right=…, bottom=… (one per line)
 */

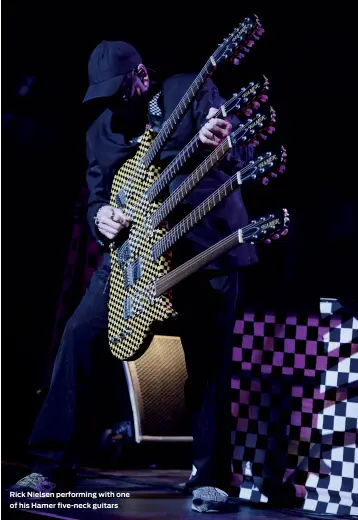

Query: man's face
left=122, top=64, right=150, bottom=102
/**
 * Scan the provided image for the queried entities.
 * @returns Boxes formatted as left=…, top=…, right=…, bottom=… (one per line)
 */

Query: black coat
left=85, top=73, right=258, bottom=270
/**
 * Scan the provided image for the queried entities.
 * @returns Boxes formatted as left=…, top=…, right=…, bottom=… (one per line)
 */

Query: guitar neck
left=151, top=137, right=233, bottom=227
left=146, top=133, right=202, bottom=202
left=141, top=15, right=263, bottom=168
left=156, top=207, right=289, bottom=296
left=145, top=95, right=238, bottom=202
left=153, top=166, right=243, bottom=260
left=156, top=230, right=241, bottom=296
left=142, top=60, right=215, bottom=168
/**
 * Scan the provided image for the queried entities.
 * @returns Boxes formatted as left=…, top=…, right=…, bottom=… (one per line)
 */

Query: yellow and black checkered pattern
left=110, top=129, right=161, bottom=212
left=109, top=130, right=176, bottom=360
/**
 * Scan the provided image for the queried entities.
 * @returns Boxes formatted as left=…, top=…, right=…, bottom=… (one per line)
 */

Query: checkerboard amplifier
left=123, top=335, right=192, bottom=442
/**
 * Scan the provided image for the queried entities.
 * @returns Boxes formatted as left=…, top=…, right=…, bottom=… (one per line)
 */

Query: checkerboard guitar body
left=110, top=222, right=175, bottom=360
left=109, top=129, right=173, bottom=361
left=111, top=128, right=161, bottom=213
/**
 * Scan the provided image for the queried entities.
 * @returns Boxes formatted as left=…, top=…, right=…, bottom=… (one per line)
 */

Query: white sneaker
left=192, top=486, right=228, bottom=513
left=9, top=473, right=56, bottom=499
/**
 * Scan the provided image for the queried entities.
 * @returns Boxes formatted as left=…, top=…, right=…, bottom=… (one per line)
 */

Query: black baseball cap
left=83, top=40, right=142, bottom=103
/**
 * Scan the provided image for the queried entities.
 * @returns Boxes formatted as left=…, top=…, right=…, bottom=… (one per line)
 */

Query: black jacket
left=85, top=73, right=258, bottom=269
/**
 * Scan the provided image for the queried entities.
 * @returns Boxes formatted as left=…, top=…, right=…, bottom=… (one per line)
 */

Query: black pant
left=29, top=253, right=238, bottom=492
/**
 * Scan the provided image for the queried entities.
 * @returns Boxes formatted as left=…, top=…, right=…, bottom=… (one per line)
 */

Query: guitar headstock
left=241, top=208, right=290, bottom=244
left=217, top=75, right=269, bottom=119
left=212, top=15, right=264, bottom=68
left=231, top=105, right=276, bottom=147
left=241, top=145, right=287, bottom=185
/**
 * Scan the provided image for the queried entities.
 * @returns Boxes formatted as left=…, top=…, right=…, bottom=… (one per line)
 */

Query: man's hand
left=95, top=205, right=131, bottom=240
left=199, top=107, right=232, bottom=147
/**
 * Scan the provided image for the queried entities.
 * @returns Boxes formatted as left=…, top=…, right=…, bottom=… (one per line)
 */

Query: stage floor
left=2, top=462, right=324, bottom=520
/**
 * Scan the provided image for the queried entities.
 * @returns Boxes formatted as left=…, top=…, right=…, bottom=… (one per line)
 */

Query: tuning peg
left=266, top=126, right=275, bottom=134
left=242, top=47, right=250, bottom=53
left=270, top=172, right=278, bottom=178
left=244, top=108, right=253, bottom=116
left=256, top=28, right=265, bottom=35
left=258, top=133, right=268, bottom=140
left=258, top=94, right=268, bottom=102
left=262, top=177, right=269, bottom=185
left=264, top=238, right=272, bottom=244
left=272, top=234, right=280, bottom=240
left=246, top=40, right=255, bottom=47
left=278, top=165, right=286, bottom=173
left=253, top=34, right=261, bottom=40
left=233, top=58, right=240, bottom=65
left=251, top=139, right=260, bottom=147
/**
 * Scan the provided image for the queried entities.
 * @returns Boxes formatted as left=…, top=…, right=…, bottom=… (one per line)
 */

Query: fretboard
left=153, top=166, right=242, bottom=260
left=150, top=137, right=233, bottom=229
left=142, top=60, right=215, bottom=168
left=146, top=134, right=202, bottom=202
left=145, top=94, right=236, bottom=202
left=156, top=231, right=241, bottom=296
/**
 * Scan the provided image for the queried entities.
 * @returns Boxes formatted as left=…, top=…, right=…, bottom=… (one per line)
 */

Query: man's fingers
left=201, top=128, right=217, bottom=140
left=206, top=118, right=231, bottom=130
left=200, top=128, right=220, bottom=146
left=100, top=217, right=121, bottom=231
left=206, top=107, right=218, bottom=119
left=98, top=206, right=131, bottom=226
left=95, top=205, right=132, bottom=240
left=98, top=220, right=122, bottom=234
left=204, top=119, right=231, bottom=142
left=211, top=125, right=230, bottom=138
left=200, top=135, right=214, bottom=146
left=99, top=205, right=129, bottom=219
left=112, top=208, right=131, bottom=225
left=97, top=225, right=116, bottom=240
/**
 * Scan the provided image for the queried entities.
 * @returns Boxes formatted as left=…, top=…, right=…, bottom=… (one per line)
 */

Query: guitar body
left=109, top=129, right=173, bottom=360
left=110, top=128, right=161, bottom=211
left=108, top=226, right=174, bottom=361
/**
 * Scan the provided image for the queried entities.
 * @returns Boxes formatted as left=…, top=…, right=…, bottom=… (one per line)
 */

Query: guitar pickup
left=124, top=258, right=143, bottom=289
left=109, top=329, right=132, bottom=343
left=124, top=296, right=132, bottom=320
left=115, top=190, right=127, bottom=208
left=117, top=240, right=131, bottom=268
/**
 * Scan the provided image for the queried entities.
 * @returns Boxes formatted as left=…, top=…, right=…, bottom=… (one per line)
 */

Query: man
left=10, top=40, right=257, bottom=513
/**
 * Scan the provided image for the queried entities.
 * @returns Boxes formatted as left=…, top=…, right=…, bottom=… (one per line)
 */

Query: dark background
left=1, top=2, right=356, bottom=461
